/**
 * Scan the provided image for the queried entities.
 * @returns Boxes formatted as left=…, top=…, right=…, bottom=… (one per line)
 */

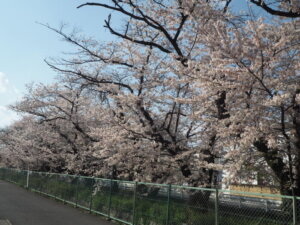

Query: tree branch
left=250, top=0, right=300, bottom=18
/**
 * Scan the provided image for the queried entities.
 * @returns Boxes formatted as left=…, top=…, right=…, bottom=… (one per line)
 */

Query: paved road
left=0, top=181, right=113, bottom=225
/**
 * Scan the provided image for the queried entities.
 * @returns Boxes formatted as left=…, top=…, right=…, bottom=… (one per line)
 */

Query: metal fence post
left=132, top=182, right=138, bottom=225
left=54, top=174, right=60, bottom=200
left=215, top=188, right=219, bottom=225
left=75, top=176, right=79, bottom=208
left=63, top=175, right=66, bottom=204
left=26, top=167, right=30, bottom=189
left=2, top=168, right=5, bottom=181
left=265, top=199, right=268, bottom=212
left=166, top=184, right=171, bottom=225
left=293, top=196, right=298, bottom=225
left=108, top=178, right=113, bottom=219
left=89, top=179, right=94, bottom=213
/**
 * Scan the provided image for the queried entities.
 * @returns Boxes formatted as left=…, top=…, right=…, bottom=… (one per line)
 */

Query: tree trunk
left=254, top=138, right=297, bottom=196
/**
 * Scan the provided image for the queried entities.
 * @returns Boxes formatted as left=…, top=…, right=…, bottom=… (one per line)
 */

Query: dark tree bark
left=253, top=138, right=300, bottom=196
left=249, top=0, right=300, bottom=18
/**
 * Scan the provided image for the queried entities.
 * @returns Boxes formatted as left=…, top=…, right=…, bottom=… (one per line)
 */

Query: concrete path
left=0, top=181, right=113, bottom=225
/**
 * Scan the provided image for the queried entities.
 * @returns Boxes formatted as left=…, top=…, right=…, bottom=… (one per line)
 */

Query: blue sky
left=0, top=0, right=254, bottom=127
left=0, top=0, right=118, bottom=127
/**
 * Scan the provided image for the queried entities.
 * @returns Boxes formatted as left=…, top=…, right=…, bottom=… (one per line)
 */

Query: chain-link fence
left=0, top=168, right=299, bottom=225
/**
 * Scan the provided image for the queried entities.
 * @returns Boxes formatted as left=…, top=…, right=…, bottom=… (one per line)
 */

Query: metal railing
left=0, top=168, right=299, bottom=225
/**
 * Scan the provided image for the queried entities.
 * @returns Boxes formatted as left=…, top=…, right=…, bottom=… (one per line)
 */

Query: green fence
left=0, top=168, right=299, bottom=225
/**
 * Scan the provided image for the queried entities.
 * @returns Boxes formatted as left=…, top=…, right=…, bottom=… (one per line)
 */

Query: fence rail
left=0, top=168, right=299, bottom=225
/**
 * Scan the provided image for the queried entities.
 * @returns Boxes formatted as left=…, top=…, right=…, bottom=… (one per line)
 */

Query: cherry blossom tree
left=2, top=0, right=300, bottom=198
left=187, top=17, right=300, bottom=195
left=0, top=117, right=67, bottom=171
left=72, top=0, right=300, bottom=195
left=8, top=82, right=107, bottom=175
left=44, top=36, right=217, bottom=186
left=41, top=0, right=235, bottom=189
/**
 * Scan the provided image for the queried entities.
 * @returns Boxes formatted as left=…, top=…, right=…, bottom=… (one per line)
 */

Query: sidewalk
left=0, top=181, right=113, bottom=225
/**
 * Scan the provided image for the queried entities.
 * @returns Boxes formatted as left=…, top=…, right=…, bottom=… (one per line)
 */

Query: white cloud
left=0, top=106, right=19, bottom=128
left=0, top=72, right=10, bottom=93
left=0, top=72, right=22, bottom=128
